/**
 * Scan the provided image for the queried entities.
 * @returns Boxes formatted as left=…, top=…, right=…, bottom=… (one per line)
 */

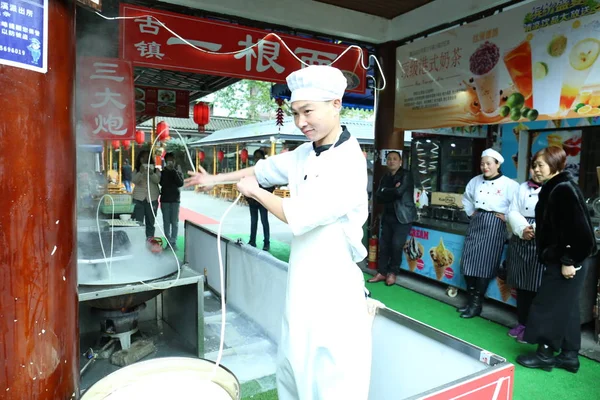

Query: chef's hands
left=237, top=176, right=260, bottom=198
left=562, top=265, right=577, bottom=279
left=494, top=213, right=506, bottom=222
left=184, top=166, right=214, bottom=192
left=522, top=225, right=535, bottom=241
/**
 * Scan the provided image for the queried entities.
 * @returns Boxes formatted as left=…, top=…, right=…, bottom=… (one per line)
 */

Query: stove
left=91, top=303, right=146, bottom=350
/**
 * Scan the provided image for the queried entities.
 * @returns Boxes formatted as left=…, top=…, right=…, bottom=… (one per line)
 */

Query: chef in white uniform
left=505, top=170, right=545, bottom=342
left=184, top=65, right=372, bottom=399
left=458, top=148, right=519, bottom=318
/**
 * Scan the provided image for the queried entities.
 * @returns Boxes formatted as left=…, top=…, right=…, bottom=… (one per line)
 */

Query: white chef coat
left=462, top=174, right=519, bottom=217
left=254, top=132, right=372, bottom=400
left=507, top=181, right=541, bottom=238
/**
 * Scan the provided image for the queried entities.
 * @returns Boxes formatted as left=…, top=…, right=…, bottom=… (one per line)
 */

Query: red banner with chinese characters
left=119, top=4, right=367, bottom=94
left=135, top=86, right=190, bottom=117
left=78, top=57, right=135, bottom=140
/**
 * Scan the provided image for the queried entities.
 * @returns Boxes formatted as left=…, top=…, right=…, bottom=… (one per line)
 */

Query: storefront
left=389, top=0, right=600, bottom=317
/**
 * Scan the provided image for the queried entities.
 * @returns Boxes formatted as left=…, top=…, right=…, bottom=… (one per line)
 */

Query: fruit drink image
left=531, top=30, right=568, bottom=116
left=470, top=41, right=501, bottom=114
left=504, top=40, right=533, bottom=108
left=559, top=26, right=600, bottom=113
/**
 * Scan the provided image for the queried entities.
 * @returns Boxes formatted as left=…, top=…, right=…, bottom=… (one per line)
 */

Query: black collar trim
left=313, top=126, right=350, bottom=156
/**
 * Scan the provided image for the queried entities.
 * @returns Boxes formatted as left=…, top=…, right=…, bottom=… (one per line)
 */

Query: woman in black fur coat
left=516, top=146, right=597, bottom=373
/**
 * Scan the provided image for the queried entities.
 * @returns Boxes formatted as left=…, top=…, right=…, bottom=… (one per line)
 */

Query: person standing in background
left=132, top=150, right=161, bottom=239
left=247, top=149, right=274, bottom=251
left=122, top=159, right=132, bottom=193
left=368, top=151, right=417, bottom=286
left=459, top=149, right=519, bottom=319
left=505, top=168, right=544, bottom=343
left=160, top=152, right=184, bottom=249
left=517, top=146, right=597, bottom=373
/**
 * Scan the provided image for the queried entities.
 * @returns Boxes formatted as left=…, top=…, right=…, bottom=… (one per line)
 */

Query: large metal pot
left=81, top=357, right=240, bottom=399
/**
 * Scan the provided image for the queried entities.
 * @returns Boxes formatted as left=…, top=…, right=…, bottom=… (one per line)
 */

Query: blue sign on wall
left=0, top=0, right=47, bottom=73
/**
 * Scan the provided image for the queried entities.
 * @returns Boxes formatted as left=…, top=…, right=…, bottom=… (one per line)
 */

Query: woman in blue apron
left=459, top=149, right=519, bottom=319
left=506, top=169, right=544, bottom=342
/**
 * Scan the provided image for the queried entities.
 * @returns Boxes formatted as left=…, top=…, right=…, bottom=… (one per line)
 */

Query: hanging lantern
left=122, top=140, right=131, bottom=150
left=193, top=102, right=210, bottom=132
left=240, top=148, right=249, bottom=163
left=157, top=121, right=170, bottom=142
left=111, top=140, right=121, bottom=149
left=135, top=130, right=145, bottom=144
left=217, top=150, right=225, bottom=162
left=198, top=150, right=206, bottom=162
left=275, top=98, right=285, bottom=131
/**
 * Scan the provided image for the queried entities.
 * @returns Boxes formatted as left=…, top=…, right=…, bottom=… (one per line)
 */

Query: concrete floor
left=179, top=189, right=600, bottom=362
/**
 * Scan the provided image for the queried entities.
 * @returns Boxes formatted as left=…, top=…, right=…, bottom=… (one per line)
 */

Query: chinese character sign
left=0, top=0, right=47, bottom=73
left=79, top=58, right=135, bottom=140
left=119, top=4, right=367, bottom=94
left=395, top=0, right=600, bottom=130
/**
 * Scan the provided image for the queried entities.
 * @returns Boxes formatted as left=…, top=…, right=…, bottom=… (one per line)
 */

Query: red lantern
left=240, top=148, right=249, bottom=163
left=135, top=130, right=145, bottom=144
left=157, top=121, right=170, bottom=142
left=122, top=140, right=131, bottom=150
left=217, top=150, right=224, bottom=162
left=111, top=140, right=121, bottom=149
left=198, top=150, right=205, bottom=162
left=193, top=102, right=210, bottom=132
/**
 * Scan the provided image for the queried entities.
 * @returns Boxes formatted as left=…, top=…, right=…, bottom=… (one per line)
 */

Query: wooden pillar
left=196, top=149, right=200, bottom=172
left=236, top=143, right=240, bottom=171
left=372, top=41, right=403, bottom=236
left=132, top=144, right=135, bottom=169
left=118, top=144, right=122, bottom=184
left=151, top=117, right=156, bottom=145
left=213, top=146, right=217, bottom=174
left=0, top=1, right=78, bottom=398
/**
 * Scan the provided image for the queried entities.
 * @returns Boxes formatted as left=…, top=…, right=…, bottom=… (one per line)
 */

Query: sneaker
left=517, top=328, right=528, bottom=344
left=508, top=324, right=525, bottom=338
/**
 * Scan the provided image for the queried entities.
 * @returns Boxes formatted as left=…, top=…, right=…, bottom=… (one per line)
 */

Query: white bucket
left=81, top=357, right=240, bottom=399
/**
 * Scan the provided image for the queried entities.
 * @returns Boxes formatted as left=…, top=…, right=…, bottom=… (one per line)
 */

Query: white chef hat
left=286, top=65, right=347, bottom=103
left=481, top=148, right=505, bottom=164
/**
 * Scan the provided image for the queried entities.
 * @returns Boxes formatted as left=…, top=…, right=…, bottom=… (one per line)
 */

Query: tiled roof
left=192, top=117, right=378, bottom=146
left=137, top=116, right=258, bottom=135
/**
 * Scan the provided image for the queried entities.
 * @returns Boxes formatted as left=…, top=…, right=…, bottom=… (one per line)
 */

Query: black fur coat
left=535, top=172, right=597, bottom=265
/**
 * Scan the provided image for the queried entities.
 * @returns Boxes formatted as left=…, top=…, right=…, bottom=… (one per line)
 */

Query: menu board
left=135, top=86, right=190, bottom=118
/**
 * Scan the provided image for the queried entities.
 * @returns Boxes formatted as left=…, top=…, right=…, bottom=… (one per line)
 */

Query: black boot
left=457, top=286, right=474, bottom=313
left=457, top=276, right=477, bottom=313
left=460, top=292, right=482, bottom=318
left=517, top=344, right=556, bottom=371
left=555, top=350, right=579, bottom=373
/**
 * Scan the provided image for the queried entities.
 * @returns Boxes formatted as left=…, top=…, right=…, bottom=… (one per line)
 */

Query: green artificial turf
left=177, top=235, right=600, bottom=399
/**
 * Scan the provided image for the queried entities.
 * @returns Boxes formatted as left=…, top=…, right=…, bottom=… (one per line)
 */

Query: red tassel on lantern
left=275, top=98, right=285, bottom=131
left=193, top=102, right=210, bottom=132
left=240, top=148, right=248, bottom=163
left=135, top=130, right=145, bottom=144
left=217, top=150, right=224, bottom=162
left=122, top=140, right=131, bottom=150
left=198, top=150, right=205, bottom=162
left=157, top=121, right=170, bottom=142
left=111, top=140, right=121, bottom=149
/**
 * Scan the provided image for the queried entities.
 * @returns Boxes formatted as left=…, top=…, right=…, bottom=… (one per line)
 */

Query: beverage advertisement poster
left=402, top=226, right=516, bottom=306
left=396, top=0, right=600, bottom=130
left=500, top=117, right=595, bottom=180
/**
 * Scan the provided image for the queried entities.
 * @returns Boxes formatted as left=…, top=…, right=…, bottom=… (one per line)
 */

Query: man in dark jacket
left=160, top=153, right=184, bottom=249
left=368, top=151, right=417, bottom=286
